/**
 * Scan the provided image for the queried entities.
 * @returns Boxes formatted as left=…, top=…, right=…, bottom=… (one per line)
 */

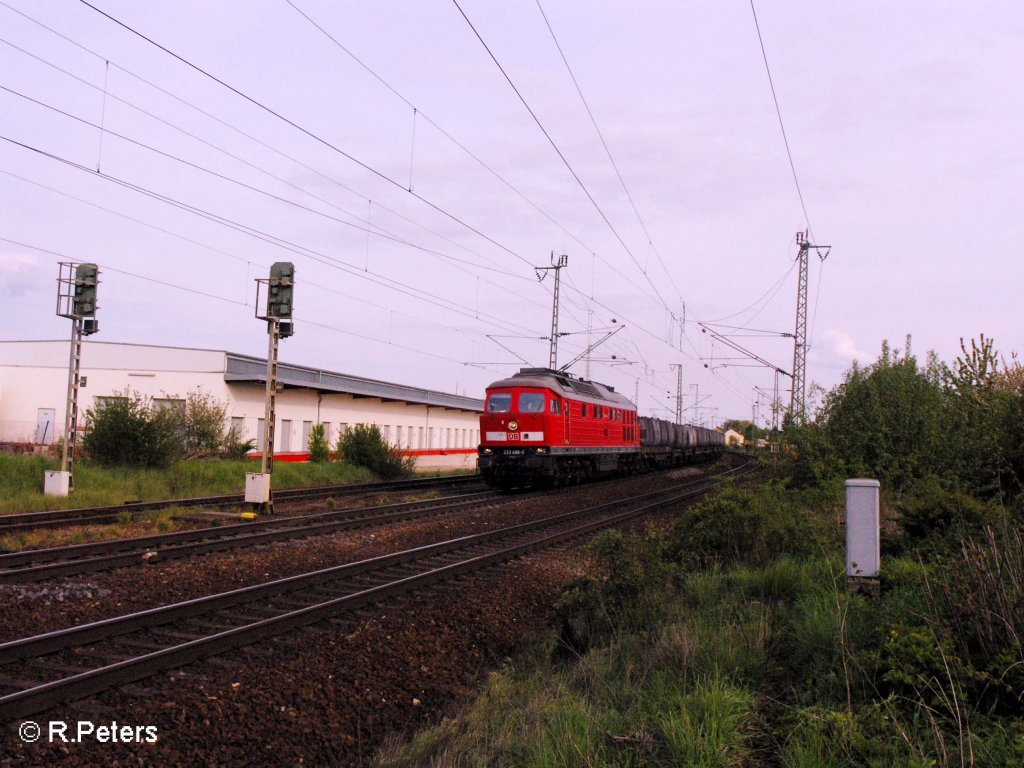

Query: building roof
left=225, top=352, right=483, bottom=412
left=0, top=340, right=483, bottom=413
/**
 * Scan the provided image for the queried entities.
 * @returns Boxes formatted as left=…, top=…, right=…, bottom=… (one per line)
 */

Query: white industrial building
left=0, top=340, right=484, bottom=470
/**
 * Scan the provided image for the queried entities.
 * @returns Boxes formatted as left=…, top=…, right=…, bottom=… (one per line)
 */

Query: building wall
left=225, top=386, right=479, bottom=470
left=0, top=341, right=481, bottom=470
left=0, top=341, right=229, bottom=444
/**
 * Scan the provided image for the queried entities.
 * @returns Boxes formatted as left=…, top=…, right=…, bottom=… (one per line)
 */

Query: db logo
left=508, top=432, right=520, bottom=441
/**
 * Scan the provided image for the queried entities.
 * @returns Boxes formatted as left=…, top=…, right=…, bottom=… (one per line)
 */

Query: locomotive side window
left=519, top=393, right=546, bottom=412
left=581, top=403, right=588, bottom=417
left=487, top=393, right=512, bottom=412
left=550, top=399, right=561, bottom=414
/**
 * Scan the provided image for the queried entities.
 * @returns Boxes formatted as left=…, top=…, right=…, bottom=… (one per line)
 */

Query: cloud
left=810, top=329, right=874, bottom=374
left=0, top=251, right=41, bottom=297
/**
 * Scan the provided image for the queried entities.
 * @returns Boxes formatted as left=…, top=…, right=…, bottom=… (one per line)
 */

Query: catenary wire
left=3, top=236, right=505, bottom=371
left=0, top=137, right=544, bottom=339
left=749, top=0, right=814, bottom=237
left=278, top=0, right=671, bottom=318
left=76, top=0, right=538, bottom=272
left=0, top=24, right=533, bottom=285
left=0, top=79, right=540, bottom=291
left=532, top=0, right=683, bottom=302
left=450, top=0, right=676, bottom=314
left=17, top=2, right=757, bottom=412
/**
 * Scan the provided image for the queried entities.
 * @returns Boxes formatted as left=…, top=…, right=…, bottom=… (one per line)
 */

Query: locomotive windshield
left=487, top=393, right=512, bottom=412
left=519, top=393, right=546, bottom=412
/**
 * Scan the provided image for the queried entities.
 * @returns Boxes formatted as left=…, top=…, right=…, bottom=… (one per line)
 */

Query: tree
left=816, top=337, right=946, bottom=494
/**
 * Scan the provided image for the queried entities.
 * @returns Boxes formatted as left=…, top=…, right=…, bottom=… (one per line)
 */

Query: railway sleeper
left=214, top=609, right=281, bottom=624
left=26, top=659, right=97, bottom=676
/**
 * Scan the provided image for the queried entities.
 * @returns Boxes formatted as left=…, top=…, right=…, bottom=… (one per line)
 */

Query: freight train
left=477, top=367, right=725, bottom=488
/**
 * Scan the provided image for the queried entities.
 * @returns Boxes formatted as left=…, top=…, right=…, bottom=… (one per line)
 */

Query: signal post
left=46, top=263, right=100, bottom=496
left=246, top=262, right=295, bottom=514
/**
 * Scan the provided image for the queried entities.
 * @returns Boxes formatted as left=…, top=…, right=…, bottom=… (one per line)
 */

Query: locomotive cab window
left=487, top=393, right=512, bottom=413
left=519, top=393, right=546, bottom=412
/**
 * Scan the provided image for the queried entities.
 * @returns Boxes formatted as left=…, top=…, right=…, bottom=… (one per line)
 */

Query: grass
left=372, top=484, right=1024, bottom=767
left=374, top=566, right=773, bottom=767
left=0, top=507, right=193, bottom=551
left=0, top=453, right=380, bottom=515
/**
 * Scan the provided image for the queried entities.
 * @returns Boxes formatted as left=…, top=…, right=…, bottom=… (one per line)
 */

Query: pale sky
left=2, top=1, right=1022, bottom=426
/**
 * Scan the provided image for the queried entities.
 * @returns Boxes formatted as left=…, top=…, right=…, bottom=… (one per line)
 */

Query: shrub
left=554, top=530, right=666, bottom=654
left=177, top=390, right=230, bottom=459
left=307, top=423, right=330, bottom=463
left=81, top=391, right=180, bottom=468
left=666, top=484, right=833, bottom=570
left=335, top=423, right=414, bottom=479
left=894, top=475, right=993, bottom=547
left=222, top=432, right=255, bottom=460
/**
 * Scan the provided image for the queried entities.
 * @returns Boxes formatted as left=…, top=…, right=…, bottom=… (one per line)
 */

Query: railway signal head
left=267, top=261, right=295, bottom=322
left=73, top=263, right=99, bottom=319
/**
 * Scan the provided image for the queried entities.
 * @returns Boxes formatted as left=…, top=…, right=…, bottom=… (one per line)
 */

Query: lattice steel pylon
left=535, top=253, right=568, bottom=369
left=789, top=231, right=830, bottom=425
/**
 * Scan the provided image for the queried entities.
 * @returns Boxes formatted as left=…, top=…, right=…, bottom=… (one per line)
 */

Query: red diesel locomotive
left=478, top=367, right=723, bottom=488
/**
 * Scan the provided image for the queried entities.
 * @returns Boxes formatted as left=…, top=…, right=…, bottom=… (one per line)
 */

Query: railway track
left=0, top=488, right=507, bottom=584
left=0, top=459, right=756, bottom=721
left=0, top=474, right=484, bottom=536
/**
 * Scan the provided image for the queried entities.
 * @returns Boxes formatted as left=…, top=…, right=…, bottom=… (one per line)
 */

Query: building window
left=153, top=397, right=186, bottom=413
left=231, top=417, right=246, bottom=441
left=322, top=422, right=332, bottom=445
left=257, top=418, right=266, bottom=451
left=302, top=420, right=312, bottom=449
left=94, top=395, right=129, bottom=410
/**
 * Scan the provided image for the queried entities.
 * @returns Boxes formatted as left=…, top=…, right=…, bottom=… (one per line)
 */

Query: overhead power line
left=0, top=21, right=525, bottom=282
left=450, top=0, right=675, bottom=314
left=279, top=0, right=674, bottom=324
left=0, top=135, right=543, bottom=339
left=0, top=79, right=538, bottom=291
left=533, top=0, right=683, bottom=302
left=2, top=236, right=502, bottom=371
left=76, top=0, right=536, bottom=271
left=748, top=0, right=813, bottom=236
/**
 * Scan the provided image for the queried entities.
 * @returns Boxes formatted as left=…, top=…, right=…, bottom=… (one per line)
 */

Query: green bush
left=307, top=423, right=330, bottom=463
left=554, top=530, right=666, bottom=654
left=81, top=391, right=181, bottom=468
left=177, top=390, right=230, bottom=459
left=222, top=432, right=255, bottom=460
left=335, top=423, right=414, bottom=479
left=666, top=484, right=834, bottom=570
left=80, top=389, right=237, bottom=467
left=894, top=475, right=993, bottom=546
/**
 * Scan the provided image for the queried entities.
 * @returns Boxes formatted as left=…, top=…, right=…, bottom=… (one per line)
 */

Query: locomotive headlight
left=535, top=447, right=547, bottom=454
left=482, top=448, right=493, bottom=455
